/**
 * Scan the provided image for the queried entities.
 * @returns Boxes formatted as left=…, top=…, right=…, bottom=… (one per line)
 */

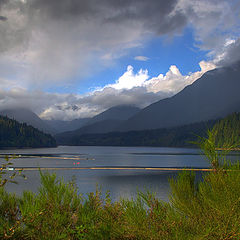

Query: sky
left=0, top=0, right=240, bottom=120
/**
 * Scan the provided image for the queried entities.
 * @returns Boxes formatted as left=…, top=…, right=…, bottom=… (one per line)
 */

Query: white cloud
left=175, top=0, right=239, bottom=50
left=145, top=61, right=216, bottom=93
left=0, top=61, right=216, bottom=120
left=38, top=61, right=215, bottom=120
left=101, top=60, right=216, bottom=95
left=134, top=56, right=149, bottom=61
left=107, top=65, right=149, bottom=90
left=40, top=104, right=99, bottom=121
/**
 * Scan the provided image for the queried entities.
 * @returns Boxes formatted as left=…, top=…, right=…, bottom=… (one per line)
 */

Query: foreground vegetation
left=1, top=165, right=240, bottom=239
left=1, top=128, right=240, bottom=239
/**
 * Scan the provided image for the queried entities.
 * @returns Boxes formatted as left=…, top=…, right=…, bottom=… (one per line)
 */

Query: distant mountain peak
left=86, top=105, right=141, bottom=126
left=54, top=105, right=141, bottom=136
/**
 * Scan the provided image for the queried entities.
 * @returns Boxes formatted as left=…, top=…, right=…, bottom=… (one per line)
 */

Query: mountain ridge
left=44, top=118, right=91, bottom=134
left=0, top=108, right=56, bottom=135
left=86, top=105, right=141, bottom=126
left=117, top=62, right=240, bottom=131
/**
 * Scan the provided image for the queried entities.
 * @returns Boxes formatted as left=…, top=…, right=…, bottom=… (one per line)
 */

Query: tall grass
left=1, top=129, right=240, bottom=239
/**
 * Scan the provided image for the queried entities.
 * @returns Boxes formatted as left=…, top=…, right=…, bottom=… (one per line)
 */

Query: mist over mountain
left=0, top=108, right=55, bottom=135
left=86, top=105, right=141, bottom=126
left=44, top=105, right=140, bottom=134
left=117, top=62, right=240, bottom=131
left=0, top=105, right=140, bottom=136
left=55, top=119, right=124, bottom=143
left=44, top=118, right=91, bottom=134
left=55, top=105, right=141, bottom=138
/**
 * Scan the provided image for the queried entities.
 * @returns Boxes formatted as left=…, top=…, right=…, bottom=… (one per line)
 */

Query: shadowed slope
left=118, top=62, right=240, bottom=131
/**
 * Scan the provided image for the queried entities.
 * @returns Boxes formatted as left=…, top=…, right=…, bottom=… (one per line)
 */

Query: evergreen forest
left=0, top=116, right=56, bottom=148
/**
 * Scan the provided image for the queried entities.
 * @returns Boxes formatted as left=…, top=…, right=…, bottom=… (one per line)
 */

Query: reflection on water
left=5, top=170, right=177, bottom=202
left=1, top=146, right=239, bottom=201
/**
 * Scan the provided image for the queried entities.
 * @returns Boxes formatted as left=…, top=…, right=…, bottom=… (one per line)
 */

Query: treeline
left=0, top=116, right=56, bottom=148
left=56, top=119, right=217, bottom=147
left=213, top=112, right=240, bottom=146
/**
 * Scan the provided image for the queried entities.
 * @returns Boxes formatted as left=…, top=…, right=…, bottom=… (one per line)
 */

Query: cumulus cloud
left=107, top=65, right=149, bottom=90
left=0, top=61, right=213, bottom=120
left=145, top=60, right=216, bottom=94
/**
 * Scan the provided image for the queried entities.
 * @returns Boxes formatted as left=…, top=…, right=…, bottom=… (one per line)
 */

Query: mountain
left=44, top=118, right=91, bottom=133
left=118, top=62, right=240, bottom=131
left=55, top=105, right=140, bottom=136
left=55, top=118, right=216, bottom=147
left=55, top=105, right=141, bottom=142
left=0, top=115, right=56, bottom=148
left=68, top=119, right=123, bottom=135
left=0, top=108, right=55, bottom=134
left=55, top=119, right=124, bottom=144
left=55, top=112, right=240, bottom=147
left=46, top=105, right=140, bottom=134
left=86, top=105, right=140, bottom=125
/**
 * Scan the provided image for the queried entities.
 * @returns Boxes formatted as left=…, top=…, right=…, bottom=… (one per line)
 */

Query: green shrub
left=0, top=128, right=240, bottom=239
left=0, top=166, right=239, bottom=239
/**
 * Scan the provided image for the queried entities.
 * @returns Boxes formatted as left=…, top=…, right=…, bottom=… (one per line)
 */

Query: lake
left=0, top=145, right=234, bottom=202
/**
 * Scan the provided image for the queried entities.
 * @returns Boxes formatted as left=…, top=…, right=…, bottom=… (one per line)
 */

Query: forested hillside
left=213, top=112, right=240, bottom=146
left=56, top=119, right=216, bottom=147
left=0, top=116, right=57, bottom=148
left=0, top=108, right=55, bottom=134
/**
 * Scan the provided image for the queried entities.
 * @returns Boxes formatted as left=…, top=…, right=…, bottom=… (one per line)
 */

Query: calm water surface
left=0, top=146, right=222, bottom=201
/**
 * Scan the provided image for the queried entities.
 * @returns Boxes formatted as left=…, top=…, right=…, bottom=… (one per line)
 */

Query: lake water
left=1, top=146, right=236, bottom=202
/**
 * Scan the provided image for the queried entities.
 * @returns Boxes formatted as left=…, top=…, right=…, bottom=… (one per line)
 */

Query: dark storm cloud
left=0, top=0, right=239, bottom=83
left=29, top=0, right=96, bottom=19
left=29, top=0, right=186, bottom=35
left=217, top=39, right=240, bottom=67
left=0, top=0, right=189, bottom=86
